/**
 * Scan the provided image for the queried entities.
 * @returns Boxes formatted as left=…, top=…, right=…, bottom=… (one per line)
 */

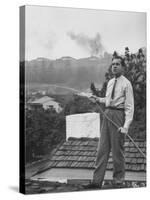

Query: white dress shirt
left=98, top=75, right=134, bottom=130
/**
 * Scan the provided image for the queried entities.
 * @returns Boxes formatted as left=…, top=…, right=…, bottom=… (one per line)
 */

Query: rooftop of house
left=34, top=137, right=146, bottom=175
left=30, top=96, right=54, bottom=104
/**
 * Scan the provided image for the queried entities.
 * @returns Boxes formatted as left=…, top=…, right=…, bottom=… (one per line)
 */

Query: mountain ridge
left=25, top=53, right=112, bottom=91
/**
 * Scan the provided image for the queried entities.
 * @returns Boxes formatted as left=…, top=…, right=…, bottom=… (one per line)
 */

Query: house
left=28, top=113, right=146, bottom=185
left=28, top=96, right=63, bottom=113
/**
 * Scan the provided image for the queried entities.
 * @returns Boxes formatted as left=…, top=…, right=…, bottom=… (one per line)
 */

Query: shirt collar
left=114, top=74, right=123, bottom=81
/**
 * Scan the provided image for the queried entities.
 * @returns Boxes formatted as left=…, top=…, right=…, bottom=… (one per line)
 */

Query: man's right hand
left=89, top=96, right=99, bottom=103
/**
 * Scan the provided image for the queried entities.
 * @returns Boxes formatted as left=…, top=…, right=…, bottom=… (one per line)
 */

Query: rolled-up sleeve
left=123, top=82, right=134, bottom=130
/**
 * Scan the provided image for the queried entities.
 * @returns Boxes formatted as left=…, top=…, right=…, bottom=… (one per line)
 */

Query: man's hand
left=89, top=96, right=99, bottom=103
left=118, top=127, right=128, bottom=134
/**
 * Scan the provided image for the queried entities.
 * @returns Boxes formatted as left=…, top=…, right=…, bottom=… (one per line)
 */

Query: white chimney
left=66, top=112, right=100, bottom=140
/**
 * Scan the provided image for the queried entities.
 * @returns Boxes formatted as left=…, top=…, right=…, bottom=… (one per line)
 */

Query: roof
left=38, top=137, right=146, bottom=173
left=31, top=96, right=54, bottom=104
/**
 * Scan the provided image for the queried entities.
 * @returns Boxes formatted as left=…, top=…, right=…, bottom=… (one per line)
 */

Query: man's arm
left=123, top=82, right=134, bottom=131
left=96, top=97, right=106, bottom=103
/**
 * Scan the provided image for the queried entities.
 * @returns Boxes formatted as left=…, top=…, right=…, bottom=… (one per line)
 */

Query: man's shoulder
left=121, top=75, right=133, bottom=89
left=121, top=75, right=131, bottom=84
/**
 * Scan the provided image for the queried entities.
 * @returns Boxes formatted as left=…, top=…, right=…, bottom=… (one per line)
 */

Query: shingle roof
left=39, top=137, right=146, bottom=173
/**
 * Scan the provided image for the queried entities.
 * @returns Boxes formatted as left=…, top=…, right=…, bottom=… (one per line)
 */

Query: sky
left=25, top=5, right=146, bottom=60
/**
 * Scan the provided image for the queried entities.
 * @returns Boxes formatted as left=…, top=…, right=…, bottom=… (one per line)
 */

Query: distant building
left=28, top=96, right=62, bottom=113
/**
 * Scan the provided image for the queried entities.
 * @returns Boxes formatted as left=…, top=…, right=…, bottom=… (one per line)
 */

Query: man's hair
left=112, top=56, right=125, bottom=67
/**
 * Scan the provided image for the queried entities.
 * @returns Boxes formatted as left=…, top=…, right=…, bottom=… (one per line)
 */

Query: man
left=90, top=56, right=134, bottom=188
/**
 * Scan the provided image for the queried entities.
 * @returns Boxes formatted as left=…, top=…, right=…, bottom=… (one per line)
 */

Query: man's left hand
left=118, top=127, right=128, bottom=134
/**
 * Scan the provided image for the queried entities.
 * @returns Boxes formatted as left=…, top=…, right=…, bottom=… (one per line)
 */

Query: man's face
left=112, top=58, right=123, bottom=76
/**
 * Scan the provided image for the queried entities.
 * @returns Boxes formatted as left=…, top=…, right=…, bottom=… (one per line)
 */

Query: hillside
left=24, top=53, right=112, bottom=91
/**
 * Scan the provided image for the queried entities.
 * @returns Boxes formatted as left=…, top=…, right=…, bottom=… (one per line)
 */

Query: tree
left=64, top=94, right=100, bottom=115
left=25, top=108, right=66, bottom=163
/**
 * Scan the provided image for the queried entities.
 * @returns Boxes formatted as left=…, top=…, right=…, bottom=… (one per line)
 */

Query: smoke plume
left=67, top=31, right=104, bottom=56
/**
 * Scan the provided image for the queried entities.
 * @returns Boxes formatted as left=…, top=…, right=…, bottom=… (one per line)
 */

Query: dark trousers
left=93, top=108, right=125, bottom=185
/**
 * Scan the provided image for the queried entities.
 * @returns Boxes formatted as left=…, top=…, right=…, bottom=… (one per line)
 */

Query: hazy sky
left=25, top=5, right=146, bottom=60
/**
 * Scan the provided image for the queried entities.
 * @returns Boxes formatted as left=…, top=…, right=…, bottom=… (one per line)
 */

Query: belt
left=106, top=106, right=124, bottom=111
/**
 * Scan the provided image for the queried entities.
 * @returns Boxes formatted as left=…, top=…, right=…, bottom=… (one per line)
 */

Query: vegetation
left=25, top=108, right=66, bottom=163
